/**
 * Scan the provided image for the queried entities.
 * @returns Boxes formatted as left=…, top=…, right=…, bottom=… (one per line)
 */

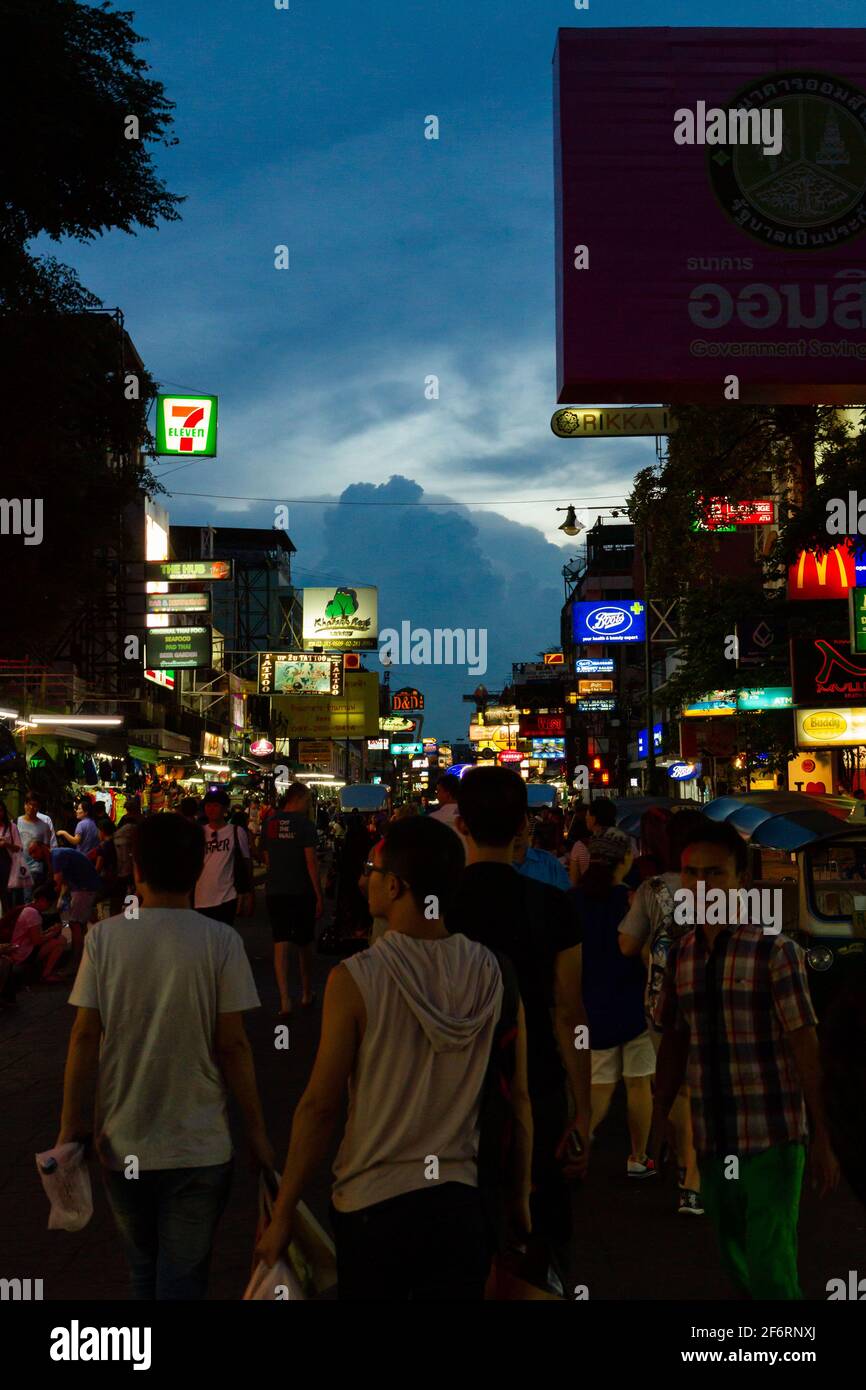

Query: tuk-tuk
left=703, top=793, right=866, bottom=1015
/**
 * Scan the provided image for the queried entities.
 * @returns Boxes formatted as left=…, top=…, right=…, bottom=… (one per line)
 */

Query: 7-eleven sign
left=155, top=394, right=218, bottom=457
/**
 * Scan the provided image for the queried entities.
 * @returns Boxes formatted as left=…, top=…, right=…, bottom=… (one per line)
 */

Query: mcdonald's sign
left=787, top=543, right=855, bottom=601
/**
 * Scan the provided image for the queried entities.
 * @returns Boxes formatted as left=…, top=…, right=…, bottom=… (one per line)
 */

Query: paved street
left=1, top=888, right=864, bottom=1302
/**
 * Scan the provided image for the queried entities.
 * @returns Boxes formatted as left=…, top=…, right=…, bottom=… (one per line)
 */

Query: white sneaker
left=627, top=1154, right=657, bottom=1178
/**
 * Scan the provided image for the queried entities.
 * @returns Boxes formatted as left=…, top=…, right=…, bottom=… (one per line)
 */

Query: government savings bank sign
left=554, top=27, right=866, bottom=405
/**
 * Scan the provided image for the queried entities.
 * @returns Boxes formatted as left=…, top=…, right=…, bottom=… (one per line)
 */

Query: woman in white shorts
left=571, top=829, right=657, bottom=1177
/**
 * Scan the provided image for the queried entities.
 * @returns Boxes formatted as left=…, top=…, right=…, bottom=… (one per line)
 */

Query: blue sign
left=669, top=761, right=702, bottom=781
left=856, top=546, right=866, bottom=588
left=637, top=724, right=663, bottom=759
left=448, top=763, right=473, bottom=778
left=573, top=600, right=645, bottom=644
left=575, top=657, right=615, bottom=674
left=390, top=741, right=422, bottom=756
left=532, top=738, right=566, bottom=760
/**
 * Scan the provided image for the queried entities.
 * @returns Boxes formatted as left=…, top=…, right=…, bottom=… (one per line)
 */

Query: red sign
left=787, top=543, right=855, bottom=600
left=498, top=750, right=523, bottom=764
left=390, top=687, right=424, bottom=711
left=555, top=28, right=866, bottom=406
left=543, top=652, right=565, bottom=666
left=697, top=498, right=775, bottom=529
left=791, top=637, right=866, bottom=705
left=518, top=713, right=565, bottom=738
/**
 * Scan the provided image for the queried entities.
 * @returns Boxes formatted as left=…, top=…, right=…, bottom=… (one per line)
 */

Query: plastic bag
left=35, top=1142, right=93, bottom=1232
left=243, top=1257, right=306, bottom=1301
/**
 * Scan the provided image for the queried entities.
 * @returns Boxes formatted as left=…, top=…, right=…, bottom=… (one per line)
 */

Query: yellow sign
left=796, top=707, right=866, bottom=748
left=273, top=672, right=379, bottom=739
left=551, top=407, right=673, bottom=438
left=298, top=741, right=332, bottom=764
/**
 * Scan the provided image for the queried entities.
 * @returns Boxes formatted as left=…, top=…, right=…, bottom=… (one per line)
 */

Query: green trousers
left=698, top=1142, right=806, bottom=1300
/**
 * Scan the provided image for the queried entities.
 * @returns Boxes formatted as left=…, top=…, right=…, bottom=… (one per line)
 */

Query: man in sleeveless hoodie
left=256, top=816, right=533, bottom=1300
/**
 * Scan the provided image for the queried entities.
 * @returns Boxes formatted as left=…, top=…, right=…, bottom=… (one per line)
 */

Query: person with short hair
left=179, top=797, right=200, bottom=823
left=58, top=813, right=271, bottom=1301
left=572, top=830, right=656, bottom=1177
left=585, top=798, right=617, bottom=834
left=194, top=787, right=253, bottom=927
left=256, top=816, right=532, bottom=1300
left=429, top=773, right=469, bottom=856
left=56, top=797, right=101, bottom=857
left=262, top=782, right=323, bottom=1014
left=512, top=815, right=571, bottom=892
left=650, top=820, right=840, bottom=1299
left=17, top=792, right=52, bottom=901
left=447, top=766, right=590, bottom=1293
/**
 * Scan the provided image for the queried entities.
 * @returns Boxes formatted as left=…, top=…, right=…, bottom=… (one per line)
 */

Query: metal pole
left=643, top=525, right=656, bottom=795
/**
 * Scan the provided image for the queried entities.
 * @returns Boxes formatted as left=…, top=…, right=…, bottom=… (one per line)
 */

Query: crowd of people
left=5, top=764, right=861, bottom=1301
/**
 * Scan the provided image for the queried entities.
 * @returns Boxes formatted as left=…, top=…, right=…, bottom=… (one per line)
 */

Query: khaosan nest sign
left=555, top=29, right=866, bottom=404
left=155, top=395, right=218, bottom=456
left=302, top=587, right=378, bottom=651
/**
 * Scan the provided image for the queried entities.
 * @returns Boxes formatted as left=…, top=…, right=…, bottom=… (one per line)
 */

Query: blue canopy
left=750, top=810, right=844, bottom=850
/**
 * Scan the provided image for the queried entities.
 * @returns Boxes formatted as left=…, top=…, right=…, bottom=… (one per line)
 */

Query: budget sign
left=555, top=28, right=866, bottom=405
left=573, top=600, right=646, bottom=644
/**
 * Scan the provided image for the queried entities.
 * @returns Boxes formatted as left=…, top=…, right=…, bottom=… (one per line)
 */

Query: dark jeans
left=196, top=899, right=237, bottom=926
left=330, top=1182, right=490, bottom=1301
left=104, top=1160, right=233, bottom=1300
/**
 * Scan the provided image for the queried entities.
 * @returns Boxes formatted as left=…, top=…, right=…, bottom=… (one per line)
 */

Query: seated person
left=0, top=888, right=66, bottom=1001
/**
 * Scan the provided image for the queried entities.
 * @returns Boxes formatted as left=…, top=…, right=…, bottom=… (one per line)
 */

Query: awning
left=128, top=744, right=161, bottom=765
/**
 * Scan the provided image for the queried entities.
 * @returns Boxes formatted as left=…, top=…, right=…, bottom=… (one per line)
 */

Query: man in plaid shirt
left=650, top=821, right=839, bottom=1299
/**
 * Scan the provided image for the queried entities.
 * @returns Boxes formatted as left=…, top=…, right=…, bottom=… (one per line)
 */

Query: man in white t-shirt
left=194, top=788, right=253, bottom=926
left=58, top=812, right=272, bottom=1301
left=429, top=773, right=469, bottom=858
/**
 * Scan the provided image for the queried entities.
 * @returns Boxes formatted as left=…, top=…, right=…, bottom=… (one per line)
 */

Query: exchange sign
left=555, top=28, right=866, bottom=405
left=155, top=395, right=218, bottom=457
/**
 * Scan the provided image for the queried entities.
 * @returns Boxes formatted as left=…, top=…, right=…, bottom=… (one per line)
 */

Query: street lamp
left=557, top=506, right=584, bottom=537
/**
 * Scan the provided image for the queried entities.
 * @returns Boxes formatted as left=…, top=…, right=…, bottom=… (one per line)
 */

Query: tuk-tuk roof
left=526, top=784, right=557, bottom=808
left=703, top=793, right=847, bottom=850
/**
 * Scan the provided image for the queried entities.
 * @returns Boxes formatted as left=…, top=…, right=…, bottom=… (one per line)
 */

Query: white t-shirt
left=194, top=823, right=251, bottom=909
left=428, top=801, right=469, bottom=860
left=69, top=908, right=260, bottom=1169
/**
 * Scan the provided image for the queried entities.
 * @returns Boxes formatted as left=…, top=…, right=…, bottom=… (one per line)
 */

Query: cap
left=587, top=828, right=631, bottom=864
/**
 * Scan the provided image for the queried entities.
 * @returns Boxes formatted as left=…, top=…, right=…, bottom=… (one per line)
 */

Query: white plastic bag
left=35, top=1142, right=93, bottom=1232
left=243, top=1258, right=306, bottom=1301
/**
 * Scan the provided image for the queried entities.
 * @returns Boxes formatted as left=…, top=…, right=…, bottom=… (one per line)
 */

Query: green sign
left=737, top=687, right=793, bottom=711
left=144, top=626, right=212, bottom=670
left=145, top=560, right=233, bottom=582
left=155, top=395, right=218, bottom=457
left=851, top=588, right=866, bottom=654
left=146, top=592, right=211, bottom=613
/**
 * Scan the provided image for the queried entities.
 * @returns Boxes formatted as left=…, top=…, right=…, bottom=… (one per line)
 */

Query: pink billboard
left=554, top=28, right=866, bottom=404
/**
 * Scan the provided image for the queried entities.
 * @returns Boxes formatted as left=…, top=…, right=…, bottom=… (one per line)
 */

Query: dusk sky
left=45, top=0, right=864, bottom=737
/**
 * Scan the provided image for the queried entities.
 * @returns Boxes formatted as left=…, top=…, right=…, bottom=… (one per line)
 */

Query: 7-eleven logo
left=156, top=394, right=218, bottom=457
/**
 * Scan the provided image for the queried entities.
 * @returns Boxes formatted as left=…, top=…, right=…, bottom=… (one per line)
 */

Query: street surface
left=2, top=888, right=863, bottom=1302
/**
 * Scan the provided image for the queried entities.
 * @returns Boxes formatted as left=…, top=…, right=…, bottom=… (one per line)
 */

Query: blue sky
left=51, top=0, right=866, bottom=737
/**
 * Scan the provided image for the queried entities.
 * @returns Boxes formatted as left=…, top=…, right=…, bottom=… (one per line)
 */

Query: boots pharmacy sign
left=555, top=29, right=866, bottom=406
left=573, top=600, right=646, bottom=644
left=155, top=395, right=218, bottom=457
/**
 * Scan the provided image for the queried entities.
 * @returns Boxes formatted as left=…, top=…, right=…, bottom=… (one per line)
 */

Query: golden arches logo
left=794, top=546, right=852, bottom=592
